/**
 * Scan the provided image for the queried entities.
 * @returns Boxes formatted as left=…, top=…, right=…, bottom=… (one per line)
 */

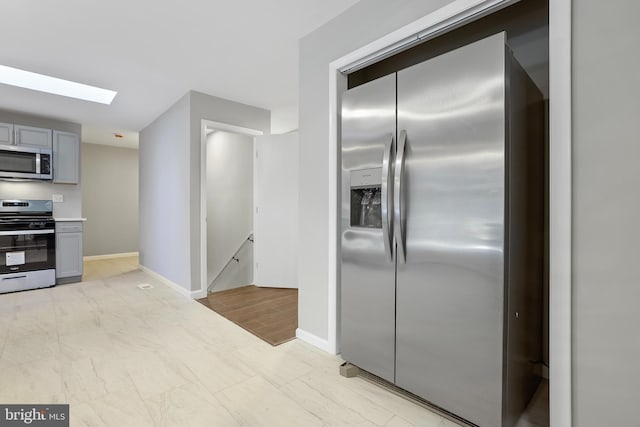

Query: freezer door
left=341, top=73, right=397, bottom=383
left=395, top=33, right=507, bottom=426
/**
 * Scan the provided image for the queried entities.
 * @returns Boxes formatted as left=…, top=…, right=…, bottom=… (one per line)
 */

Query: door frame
left=326, top=1, right=572, bottom=426
left=199, top=119, right=263, bottom=297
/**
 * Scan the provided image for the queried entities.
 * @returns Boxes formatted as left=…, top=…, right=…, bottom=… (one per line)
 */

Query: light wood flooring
left=198, top=285, right=297, bottom=346
left=83, top=255, right=139, bottom=282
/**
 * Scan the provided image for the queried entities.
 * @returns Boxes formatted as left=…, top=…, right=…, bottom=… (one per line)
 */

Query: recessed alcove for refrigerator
left=341, top=32, right=546, bottom=427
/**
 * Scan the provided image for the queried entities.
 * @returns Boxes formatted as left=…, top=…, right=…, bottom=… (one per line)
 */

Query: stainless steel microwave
left=0, top=145, right=52, bottom=180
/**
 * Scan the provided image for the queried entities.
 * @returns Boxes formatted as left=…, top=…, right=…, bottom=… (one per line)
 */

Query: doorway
left=81, top=137, right=140, bottom=281
left=198, top=120, right=262, bottom=295
left=197, top=120, right=300, bottom=345
left=205, top=129, right=255, bottom=293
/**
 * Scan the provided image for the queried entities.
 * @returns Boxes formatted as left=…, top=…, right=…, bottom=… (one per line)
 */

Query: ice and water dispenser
left=350, top=168, right=382, bottom=228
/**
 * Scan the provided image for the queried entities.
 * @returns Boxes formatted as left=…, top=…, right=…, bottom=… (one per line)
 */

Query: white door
left=254, top=132, right=298, bottom=288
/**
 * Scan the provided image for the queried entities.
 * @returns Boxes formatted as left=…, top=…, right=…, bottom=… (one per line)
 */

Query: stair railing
left=207, top=233, right=254, bottom=292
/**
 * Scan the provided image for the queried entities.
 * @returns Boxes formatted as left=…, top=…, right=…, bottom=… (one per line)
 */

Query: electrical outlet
left=52, top=194, right=64, bottom=203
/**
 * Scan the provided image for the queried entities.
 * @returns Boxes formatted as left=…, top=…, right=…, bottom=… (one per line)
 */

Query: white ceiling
left=0, top=0, right=359, bottom=144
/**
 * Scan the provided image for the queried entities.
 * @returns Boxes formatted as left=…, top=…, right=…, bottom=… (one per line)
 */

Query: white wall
left=0, top=110, right=82, bottom=218
left=139, top=91, right=269, bottom=295
left=572, top=1, right=640, bottom=425
left=297, top=0, right=454, bottom=342
left=82, top=143, right=138, bottom=257
left=206, top=131, right=254, bottom=290
left=270, top=106, right=298, bottom=134
left=254, top=132, right=299, bottom=288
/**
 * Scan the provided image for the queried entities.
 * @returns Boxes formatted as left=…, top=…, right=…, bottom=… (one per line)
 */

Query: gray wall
left=188, top=91, right=270, bottom=292
left=573, top=2, right=640, bottom=426
left=139, top=91, right=269, bottom=294
left=0, top=110, right=82, bottom=218
left=81, top=143, right=138, bottom=257
left=139, top=93, right=191, bottom=289
left=298, top=0, right=455, bottom=340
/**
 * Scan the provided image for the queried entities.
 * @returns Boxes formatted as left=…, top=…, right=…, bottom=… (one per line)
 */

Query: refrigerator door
left=395, top=33, right=507, bottom=426
left=341, top=73, right=396, bottom=383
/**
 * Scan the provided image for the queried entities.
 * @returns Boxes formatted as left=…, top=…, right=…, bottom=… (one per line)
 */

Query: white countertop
left=54, top=218, right=87, bottom=222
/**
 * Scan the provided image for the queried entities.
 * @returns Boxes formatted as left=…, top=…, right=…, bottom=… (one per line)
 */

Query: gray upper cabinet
left=0, top=122, right=13, bottom=144
left=53, top=131, right=80, bottom=184
left=15, top=124, right=52, bottom=149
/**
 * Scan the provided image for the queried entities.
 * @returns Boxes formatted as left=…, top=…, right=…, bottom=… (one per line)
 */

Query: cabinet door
left=15, top=125, right=52, bottom=148
left=56, top=231, right=83, bottom=278
left=0, top=122, right=13, bottom=144
left=53, top=131, right=80, bottom=184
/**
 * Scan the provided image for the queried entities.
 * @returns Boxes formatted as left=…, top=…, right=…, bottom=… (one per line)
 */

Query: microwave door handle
left=36, top=153, right=41, bottom=174
left=381, top=133, right=395, bottom=262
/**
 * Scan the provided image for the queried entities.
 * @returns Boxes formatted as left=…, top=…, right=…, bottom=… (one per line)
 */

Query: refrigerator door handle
left=381, top=133, right=395, bottom=262
left=394, top=129, right=407, bottom=263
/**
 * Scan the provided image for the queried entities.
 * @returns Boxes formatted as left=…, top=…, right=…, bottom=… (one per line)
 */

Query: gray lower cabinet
left=56, top=222, right=83, bottom=284
left=53, top=131, right=80, bottom=184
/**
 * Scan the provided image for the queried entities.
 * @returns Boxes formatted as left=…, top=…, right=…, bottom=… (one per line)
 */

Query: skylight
left=0, top=65, right=117, bottom=105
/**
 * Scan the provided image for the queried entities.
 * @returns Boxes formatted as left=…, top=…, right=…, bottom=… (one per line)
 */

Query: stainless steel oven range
left=0, top=199, right=56, bottom=293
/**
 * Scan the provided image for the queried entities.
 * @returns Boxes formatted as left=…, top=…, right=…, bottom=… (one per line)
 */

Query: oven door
left=0, top=229, right=55, bottom=274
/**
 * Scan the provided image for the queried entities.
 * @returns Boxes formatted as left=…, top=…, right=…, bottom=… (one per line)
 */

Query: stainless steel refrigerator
left=340, top=32, right=544, bottom=427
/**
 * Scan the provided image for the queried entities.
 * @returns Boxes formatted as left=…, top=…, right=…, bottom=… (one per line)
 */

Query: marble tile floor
left=0, top=269, right=460, bottom=427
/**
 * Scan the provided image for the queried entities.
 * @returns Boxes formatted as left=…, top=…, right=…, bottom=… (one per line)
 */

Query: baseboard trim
left=83, top=252, right=139, bottom=261
left=191, top=288, right=207, bottom=299
left=138, top=265, right=195, bottom=299
left=296, top=328, right=332, bottom=354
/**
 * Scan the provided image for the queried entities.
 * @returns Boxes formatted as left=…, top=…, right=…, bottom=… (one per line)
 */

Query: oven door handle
left=0, top=229, right=54, bottom=236
left=2, top=275, right=27, bottom=280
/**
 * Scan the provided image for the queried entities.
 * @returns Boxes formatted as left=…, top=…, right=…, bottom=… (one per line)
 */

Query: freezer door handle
left=394, top=130, right=407, bottom=263
left=381, top=133, right=395, bottom=262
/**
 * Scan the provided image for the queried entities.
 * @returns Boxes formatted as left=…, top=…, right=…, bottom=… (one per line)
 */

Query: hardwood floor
left=198, top=285, right=297, bottom=346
